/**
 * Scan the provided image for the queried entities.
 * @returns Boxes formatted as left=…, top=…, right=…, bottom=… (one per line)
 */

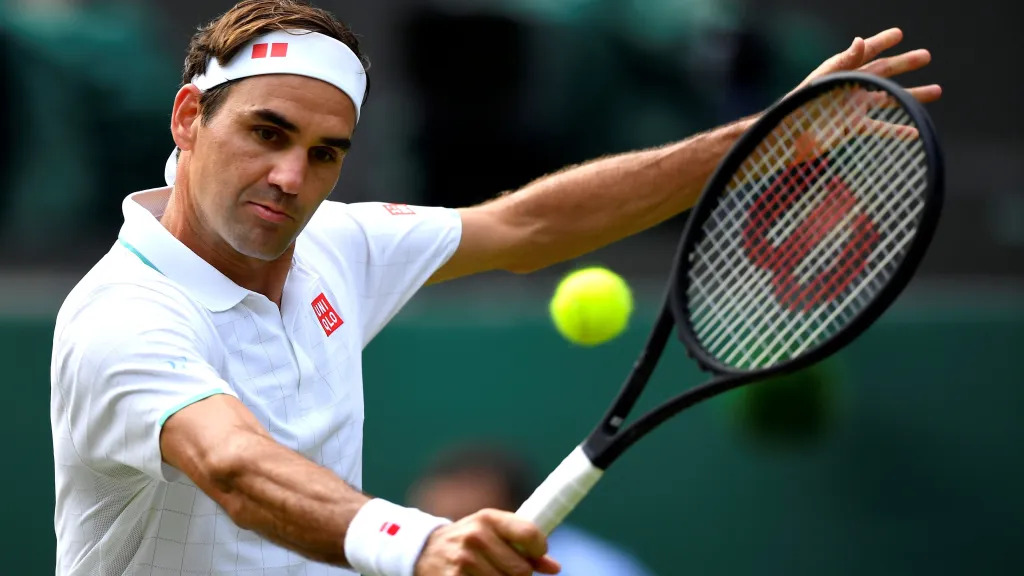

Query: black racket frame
left=583, top=72, right=945, bottom=469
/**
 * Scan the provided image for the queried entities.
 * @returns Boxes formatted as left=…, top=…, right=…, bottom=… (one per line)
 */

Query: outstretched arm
left=163, top=395, right=560, bottom=575
left=430, top=28, right=940, bottom=283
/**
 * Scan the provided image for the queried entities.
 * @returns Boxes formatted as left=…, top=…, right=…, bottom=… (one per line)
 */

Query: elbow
left=501, top=224, right=556, bottom=275
left=504, top=241, right=572, bottom=275
left=202, top=433, right=249, bottom=488
left=198, top=434, right=259, bottom=525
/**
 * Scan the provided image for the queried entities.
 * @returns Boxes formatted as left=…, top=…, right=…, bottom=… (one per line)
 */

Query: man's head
left=168, top=0, right=370, bottom=261
left=407, top=444, right=536, bottom=521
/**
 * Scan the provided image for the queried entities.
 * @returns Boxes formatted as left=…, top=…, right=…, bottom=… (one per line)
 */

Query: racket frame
left=583, top=72, right=945, bottom=470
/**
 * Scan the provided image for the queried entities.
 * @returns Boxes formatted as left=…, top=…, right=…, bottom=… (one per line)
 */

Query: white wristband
left=344, top=498, right=451, bottom=576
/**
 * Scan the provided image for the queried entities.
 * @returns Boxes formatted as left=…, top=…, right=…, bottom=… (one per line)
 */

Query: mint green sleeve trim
left=158, top=389, right=229, bottom=427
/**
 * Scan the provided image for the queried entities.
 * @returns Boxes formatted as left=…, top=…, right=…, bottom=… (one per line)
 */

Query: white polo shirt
left=51, top=187, right=461, bottom=576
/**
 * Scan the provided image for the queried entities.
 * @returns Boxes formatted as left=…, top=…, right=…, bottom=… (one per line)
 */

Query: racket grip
left=515, top=446, right=603, bottom=535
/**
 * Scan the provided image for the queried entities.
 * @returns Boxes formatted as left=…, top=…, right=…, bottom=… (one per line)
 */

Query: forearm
left=501, top=115, right=757, bottom=272
left=207, top=433, right=368, bottom=566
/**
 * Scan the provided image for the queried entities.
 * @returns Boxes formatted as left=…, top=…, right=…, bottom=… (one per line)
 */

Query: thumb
left=531, top=554, right=562, bottom=575
left=837, top=37, right=866, bottom=71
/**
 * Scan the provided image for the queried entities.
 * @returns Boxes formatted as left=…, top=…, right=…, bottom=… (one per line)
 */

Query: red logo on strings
left=742, top=140, right=880, bottom=313
left=380, top=522, right=401, bottom=536
left=311, top=293, right=343, bottom=336
left=252, top=43, right=289, bottom=59
left=383, top=203, right=416, bottom=216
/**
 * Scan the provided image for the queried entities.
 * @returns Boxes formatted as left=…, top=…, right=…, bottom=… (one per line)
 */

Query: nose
left=266, top=149, right=307, bottom=195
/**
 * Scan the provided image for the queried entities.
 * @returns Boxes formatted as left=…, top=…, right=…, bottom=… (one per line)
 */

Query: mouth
left=248, top=202, right=292, bottom=223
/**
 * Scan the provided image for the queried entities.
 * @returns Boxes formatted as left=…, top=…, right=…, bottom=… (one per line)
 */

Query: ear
left=170, top=84, right=203, bottom=152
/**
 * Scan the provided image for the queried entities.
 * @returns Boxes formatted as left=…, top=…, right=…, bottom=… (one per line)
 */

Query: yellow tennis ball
left=550, top=267, right=633, bottom=346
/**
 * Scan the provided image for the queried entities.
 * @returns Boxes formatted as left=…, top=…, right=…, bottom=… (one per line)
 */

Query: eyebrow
left=252, top=109, right=352, bottom=151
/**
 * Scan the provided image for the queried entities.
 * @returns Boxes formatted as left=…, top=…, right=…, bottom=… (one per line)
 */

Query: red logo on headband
left=252, top=43, right=289, bottom=59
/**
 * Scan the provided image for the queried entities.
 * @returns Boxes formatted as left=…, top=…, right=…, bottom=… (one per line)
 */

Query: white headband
left=165, top=29, right=367, bottom=185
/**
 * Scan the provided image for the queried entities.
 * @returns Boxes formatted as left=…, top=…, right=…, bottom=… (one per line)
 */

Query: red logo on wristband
left=380, top=522, right=401, bottom=536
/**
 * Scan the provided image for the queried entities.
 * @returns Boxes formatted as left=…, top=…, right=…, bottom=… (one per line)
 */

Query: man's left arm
left=430, top=116, right=753, bottom=282
left=430, top=27, right=940, bottom=284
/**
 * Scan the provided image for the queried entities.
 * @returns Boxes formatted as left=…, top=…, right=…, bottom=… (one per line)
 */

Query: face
left=174, top=74, right=356, bottom=261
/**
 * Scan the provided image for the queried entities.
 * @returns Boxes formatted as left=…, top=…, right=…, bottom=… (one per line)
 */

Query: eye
left=254, top=127, right=279, bottom=142
left=311, top=147, right=339, bottom=164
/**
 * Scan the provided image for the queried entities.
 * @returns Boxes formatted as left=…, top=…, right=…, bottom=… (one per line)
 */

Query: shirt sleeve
left=307, top=201, right=462, bottom=345
left=52, top=285, right=237, bottom=481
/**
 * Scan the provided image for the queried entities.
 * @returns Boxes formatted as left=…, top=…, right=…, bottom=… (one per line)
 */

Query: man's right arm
left=161, top=394, right=562, bottom=576
left=160, top=393, right=367, bottom=566
left=58, top=286, right=557, bottom=575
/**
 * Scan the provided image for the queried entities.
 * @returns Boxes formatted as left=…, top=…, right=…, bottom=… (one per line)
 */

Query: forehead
left=220, top=74, right=357, bottom=134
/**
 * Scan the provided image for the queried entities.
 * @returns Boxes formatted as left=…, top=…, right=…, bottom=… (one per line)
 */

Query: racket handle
left=515, top=446, right=604, bottom=535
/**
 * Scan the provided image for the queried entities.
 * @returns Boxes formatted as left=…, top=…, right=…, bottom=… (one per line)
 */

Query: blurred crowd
left=0, top=0, right=834, bottom=266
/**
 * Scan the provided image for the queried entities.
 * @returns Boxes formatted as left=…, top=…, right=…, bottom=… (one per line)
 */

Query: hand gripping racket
left=516, top=72, right=944, bottom=535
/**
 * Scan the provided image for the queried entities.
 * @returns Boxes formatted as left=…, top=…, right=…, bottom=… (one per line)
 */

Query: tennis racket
left=516, top=71, right=944, bottom=535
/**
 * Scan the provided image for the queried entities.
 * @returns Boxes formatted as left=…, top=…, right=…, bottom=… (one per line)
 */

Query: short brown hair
left=182, top=0, right=371, bottom=124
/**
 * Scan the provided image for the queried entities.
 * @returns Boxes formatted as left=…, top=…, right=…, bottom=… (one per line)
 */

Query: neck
left=161, top=186, right=292, bottom=307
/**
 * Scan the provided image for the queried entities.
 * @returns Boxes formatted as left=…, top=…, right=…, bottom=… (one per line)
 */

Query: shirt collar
left=118, top=187, right=250, bottom=312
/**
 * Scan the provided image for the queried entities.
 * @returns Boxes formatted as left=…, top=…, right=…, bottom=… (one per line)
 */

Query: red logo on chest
left=311, top=293, right=343, bottom=337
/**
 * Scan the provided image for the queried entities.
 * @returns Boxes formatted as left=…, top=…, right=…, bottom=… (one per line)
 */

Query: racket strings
left=705, top=132, right=923, bottom=367
left=694, top=104, right=908, bottom=347
left=755, top=121, right=921, bottom=309
left=686, top=84, right=929, bottom=370
left=701, top=104, right=924, bottom=366
left=693, top=94, right=873, bottom=318
left=704, top=92, right=911, bottom=289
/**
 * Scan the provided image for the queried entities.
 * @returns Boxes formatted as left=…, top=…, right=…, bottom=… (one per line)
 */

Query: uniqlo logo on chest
left=311, top=293, right=343, bottom=336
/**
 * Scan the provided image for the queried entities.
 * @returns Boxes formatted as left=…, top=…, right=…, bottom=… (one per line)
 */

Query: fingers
left=487, top=510, right=548, bottom=560
left=467, top=521, right=560, bottom=575
left=469, top=525, right=540, bottom=576
left=486, top=510, right=561, bottom=574
left=795, top=26, right=937, bottom=98
left=858, top=48, right=931, bottom=78
left=907, top=84, right=943, bottom=103
left=831, top=36, right=864, bottom=72
left=865, top=84, right=942, bottom=106
left=415, top=510, right=558, bottom=576
left=790, top=36, right=863, bottom=95
left=861, top=27, right=904, bottom=62
left=531, top=554, right=562, bottom=575
left=861, top=118, right=920, bottom=141
left=825, top=36, right=866, bottom=75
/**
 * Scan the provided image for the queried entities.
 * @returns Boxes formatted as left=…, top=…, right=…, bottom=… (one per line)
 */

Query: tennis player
left=50, top=1, right=941, bottom=575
